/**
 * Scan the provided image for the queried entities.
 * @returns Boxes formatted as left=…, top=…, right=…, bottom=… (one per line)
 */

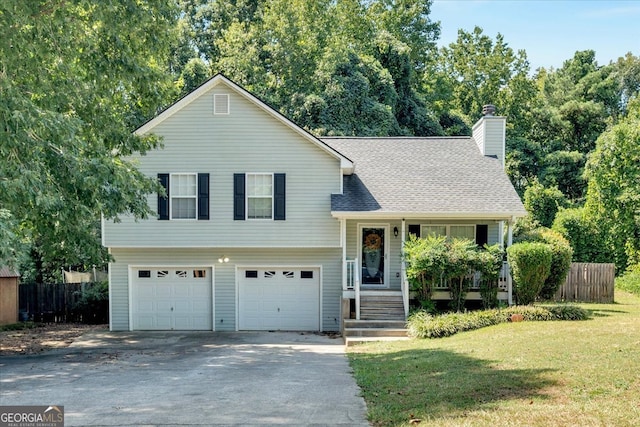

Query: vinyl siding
left=104, top=82, right=342, bottom=248
left=472, top=116, right=506, bottom=165
left=109, top=247, right=343, bottom=332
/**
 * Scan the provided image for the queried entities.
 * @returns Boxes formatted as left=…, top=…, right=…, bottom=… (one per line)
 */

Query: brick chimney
left=472, top=104, right=506, bottom=167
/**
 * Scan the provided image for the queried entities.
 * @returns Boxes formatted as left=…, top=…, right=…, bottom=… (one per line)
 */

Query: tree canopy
left=0, top=1, right=178, bottom=280
left=2, top=0, right=639, bottom=279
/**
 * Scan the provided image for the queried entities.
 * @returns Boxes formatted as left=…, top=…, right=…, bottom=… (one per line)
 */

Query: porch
left=343, top=258, right=513, bottom=321
left=339, top=219, right=515, bottom=323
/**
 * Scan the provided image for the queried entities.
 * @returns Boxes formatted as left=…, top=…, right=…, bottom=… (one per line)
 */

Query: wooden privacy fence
left=19, top=282, right=108, bottom=323
left=555, top=263, right=615, bottom=303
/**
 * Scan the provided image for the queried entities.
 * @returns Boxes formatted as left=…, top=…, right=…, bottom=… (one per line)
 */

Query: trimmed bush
left=507, top=242, right=552, bottom=305
left=407, top=305, right=590, bottom=339
left=518, top=228, right=573, bottom=300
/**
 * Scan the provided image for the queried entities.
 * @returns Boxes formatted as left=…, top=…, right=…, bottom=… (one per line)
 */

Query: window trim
left=246, top=172, right=274, bottom=220
left=170, top=173, right=198, bottom=220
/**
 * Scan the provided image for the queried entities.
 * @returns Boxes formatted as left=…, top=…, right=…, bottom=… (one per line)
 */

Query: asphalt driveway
left=0, top=331, right=369, bottom=426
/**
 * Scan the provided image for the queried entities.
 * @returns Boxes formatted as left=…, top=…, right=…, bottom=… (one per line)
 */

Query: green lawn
left=348, top=291, right=640, bottom=427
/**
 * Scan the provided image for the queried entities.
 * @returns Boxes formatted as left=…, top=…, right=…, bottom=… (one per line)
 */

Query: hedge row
left=406, top=305, right=590, bottom=339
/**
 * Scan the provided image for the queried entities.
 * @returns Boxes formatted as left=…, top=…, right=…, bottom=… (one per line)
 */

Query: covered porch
left=340, top=218, right=516, bottom=321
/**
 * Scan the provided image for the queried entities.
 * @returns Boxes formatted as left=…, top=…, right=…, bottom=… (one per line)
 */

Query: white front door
left=359, top=224, right=389, bottom=287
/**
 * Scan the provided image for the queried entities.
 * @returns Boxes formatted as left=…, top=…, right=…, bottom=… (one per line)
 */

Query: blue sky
left=431, top=0, right=640, bottom=72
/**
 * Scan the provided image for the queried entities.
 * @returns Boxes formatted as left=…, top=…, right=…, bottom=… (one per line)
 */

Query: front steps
left=360, top=294, right=405, bottom=320
left=343, top=291, right=409, bottom=346
left=343, top=320, right=409, bottom=346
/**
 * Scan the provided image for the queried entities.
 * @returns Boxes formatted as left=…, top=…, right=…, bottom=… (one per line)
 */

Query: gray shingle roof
left=323, top=137, right=526, bottom=218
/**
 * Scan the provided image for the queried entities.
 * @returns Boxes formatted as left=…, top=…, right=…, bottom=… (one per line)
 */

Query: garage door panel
left=132, top=268, right=213, bottom=331
left=239, top=268, right=320, bottom=331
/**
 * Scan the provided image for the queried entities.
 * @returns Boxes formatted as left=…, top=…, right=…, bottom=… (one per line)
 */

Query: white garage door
left=238, top=268, right=320, bottom=331
left=132, top=267, right=212, bottom=330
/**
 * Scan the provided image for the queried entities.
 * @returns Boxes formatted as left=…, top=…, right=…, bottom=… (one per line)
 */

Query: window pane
left=248, top=197, right=272, bottom=219
left=450, top=225, right=475, bottom=240
left=171, top=174, right=196, bottom=197
left=422, top=225, right=446, bottom=238
left=172, top=198, right=196, bottom=219
left=248, top=174, right=272, bottom=196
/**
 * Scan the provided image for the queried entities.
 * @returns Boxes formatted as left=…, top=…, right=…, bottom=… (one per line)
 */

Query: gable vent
left=213, top=93, right=230, bottom=115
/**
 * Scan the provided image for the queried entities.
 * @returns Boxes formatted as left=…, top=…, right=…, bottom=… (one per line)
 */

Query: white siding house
left=103, top=74, right=526, bottom=332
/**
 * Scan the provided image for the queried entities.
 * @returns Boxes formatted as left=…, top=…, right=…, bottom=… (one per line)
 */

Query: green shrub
left=404, top=236, right=505, bottom=312
left=616, top=264, right=640, bottom=296
left=518, top=228, right=573, bottom=300
left=523, top=181, right=570, bottom=228
left=507, top=242, right=552, bottom=305
left=73, top=281, right=109, bottom=324
left=546, top=304, right=590, bottom=320
left=503, top=305, right=553, bottom=321
left=552, top=207, right=608, bottom=263
left=407, top=304, right=589, bottom=339
left=404, top=235, right=448, bottom=304
left=477, top=244, right=504, bottom=309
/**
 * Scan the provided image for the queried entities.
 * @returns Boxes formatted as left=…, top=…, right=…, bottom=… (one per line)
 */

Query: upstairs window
left=234, top=173, right=285, bottom=221
left=171, top=173, right=197, bottom=219
left=247, top=173, right=273, bottom=219
left=157, top=173, right=209, bottom=220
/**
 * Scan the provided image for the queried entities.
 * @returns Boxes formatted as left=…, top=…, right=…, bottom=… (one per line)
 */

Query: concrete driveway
left=0, top=331, right=369, bottom=426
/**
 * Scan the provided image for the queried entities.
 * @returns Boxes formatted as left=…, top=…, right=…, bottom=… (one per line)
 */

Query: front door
left=359, top=225, right=389, bottom=287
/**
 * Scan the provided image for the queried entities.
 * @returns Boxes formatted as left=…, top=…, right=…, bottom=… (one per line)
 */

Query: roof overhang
left=134, top=74, right=354, bottom=174
left=331, top=211, right=527, bottom=221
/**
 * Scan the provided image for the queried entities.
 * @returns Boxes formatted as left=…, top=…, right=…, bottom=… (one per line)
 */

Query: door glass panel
left=362, top=227, right=385, bottom=285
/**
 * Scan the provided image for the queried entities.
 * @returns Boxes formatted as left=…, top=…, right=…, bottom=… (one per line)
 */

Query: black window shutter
left=476, top=224, right=488, bottom=247
left=157, top=173, right=169, bottom=220
left=197, top=173, right=209, bottom=220
left=274, top=173, right=286, bottom=220
left=408, top=224, right=420, bottom=237
left=233, top=173, right=245, bottom=220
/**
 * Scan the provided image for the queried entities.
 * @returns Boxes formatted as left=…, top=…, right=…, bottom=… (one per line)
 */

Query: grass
left=347, top=291, right=640, bottom=426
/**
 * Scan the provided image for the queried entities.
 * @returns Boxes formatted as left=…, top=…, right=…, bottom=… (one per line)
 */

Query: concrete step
left=344, top=319, right=406, bottom=329
left=344, top=328, right=408, bottom=337
left=345, top=336, right=410, bottom=347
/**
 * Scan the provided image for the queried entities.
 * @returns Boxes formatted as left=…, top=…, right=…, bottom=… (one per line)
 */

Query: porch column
left=341, top=218, right=346, bottom=291
left=401, top=219, right=409, bottom=317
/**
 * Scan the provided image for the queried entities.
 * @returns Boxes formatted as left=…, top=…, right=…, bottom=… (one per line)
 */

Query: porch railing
left=431, top=261, right=511, bottom=291
left=353, top=258, right=361, bottom=319
left=400, top=262, right=409, bottom=318
left=345, top=259, right=356, bottom=290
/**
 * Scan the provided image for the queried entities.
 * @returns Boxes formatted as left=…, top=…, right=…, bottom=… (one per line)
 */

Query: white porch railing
left=345, top=259, right=356, bottom=290
left=400, top=261, right=409, bottom=318
left=353, top=258, right=360, bottom=319
left=345, top=258, right=362, bottom=319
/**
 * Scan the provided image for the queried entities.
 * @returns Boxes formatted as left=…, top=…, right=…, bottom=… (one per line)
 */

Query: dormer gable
left=135, top=74, right=354, bottom=174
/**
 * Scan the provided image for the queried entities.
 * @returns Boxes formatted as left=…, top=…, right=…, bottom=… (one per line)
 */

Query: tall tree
left=438, top=26, right=536, bottom=134
left=0, top=1, right=178, bottom=280
left=584, top=99, right=640, bottom=271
